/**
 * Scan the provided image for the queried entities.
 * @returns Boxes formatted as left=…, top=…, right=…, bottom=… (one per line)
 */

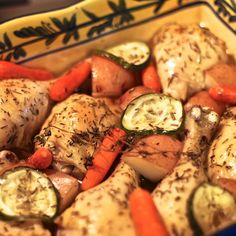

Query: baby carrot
left=141, top=63, right=161, bottom=92
left=81, top=127, right=126, bottom=191
left=129, top=188, right=169, bottom=236
left=209, top=85, right=236, bottom=104
left=27, top=147, right=53, bottom=169
left=0, top=61, right=54, bottom=80
left=49, top=61, right=91, bottom=102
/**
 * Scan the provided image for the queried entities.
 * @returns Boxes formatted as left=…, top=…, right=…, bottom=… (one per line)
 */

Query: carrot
left=27, top=147, right=53, bottom=169
left=141, top=63, right=161, bottom=92
left=49, top=61, right=91, bottom=102
left=209, top=85, right=236, bottom=104
left=129, top=188, right=169, bottom=236
left=81, top=127, right=126, bottom=191
left=0, top=61, right=54, bottom=80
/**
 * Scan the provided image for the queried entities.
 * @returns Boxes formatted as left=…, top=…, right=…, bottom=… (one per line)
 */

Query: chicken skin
left=35, top=94, right=120, bottom=179
left=152, top=23, right=228, bottom=100
left=56, top=162, right=138, bottom=236
left=0, top=79, right=50, bottom=150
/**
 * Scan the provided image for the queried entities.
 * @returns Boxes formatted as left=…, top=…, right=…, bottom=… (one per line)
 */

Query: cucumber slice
left=188, top=182, right=236, bottom=236
left=121, top=93, right=184, bottom=134
left=95, top=41, right=151, bottom=70
left=0, top=167, right=59, bottom=221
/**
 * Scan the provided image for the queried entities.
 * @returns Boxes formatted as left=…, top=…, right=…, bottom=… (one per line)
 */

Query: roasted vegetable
left=82, top=127, right=126, bottom=190
left=129, top=188, right=169, bottom=236
left=122, top=135, right=182, bottom=182
left=119, top=86, right=154, bottom=111
left=205, top=63, right=236, bottom=88
left=121, top=93, right=184, bottom=134
left=188, top=182, right=236, bottom=235
left=184, top=91, right=226, bottom=116
left=141, top=63, right=161, bottom=92
left=209, top=85, right=236, bottom=104
left=49, top=61, right=91, bottom=102
left=27, top=147, right=53, bottom=170
left=0, top=167, right=59, bottom=221
left=0, top=61, right=54, bottom=81
left=96, top=41, right=151, bottom=70
left=91, top=55, right=136, bottom=97
left=46, top=169, right=80, bottom=212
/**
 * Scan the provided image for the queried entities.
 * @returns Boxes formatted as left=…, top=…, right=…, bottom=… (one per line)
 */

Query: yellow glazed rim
left=0, top=0, right=235, bottom=64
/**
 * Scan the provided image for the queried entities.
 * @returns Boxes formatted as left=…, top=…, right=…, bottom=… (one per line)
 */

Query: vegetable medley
left=0, top=23, right=236, bottom=236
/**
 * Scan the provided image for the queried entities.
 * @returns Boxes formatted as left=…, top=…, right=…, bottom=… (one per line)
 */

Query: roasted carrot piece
left=49, top=61, right=91, bottom=102
left=209, top=85, right=236, bottom=104
left=0, top=61, right=54, bottom=80
left=129, top=188, right=169, bottom=236
left=27, top=147, right=53, bottom=169
left=141, top=63, right=161, bottom=92
left=81, top=127, right=126, bottom=191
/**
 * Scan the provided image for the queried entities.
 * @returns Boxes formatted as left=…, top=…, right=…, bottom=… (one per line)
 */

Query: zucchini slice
left=95, top=41, right=151, bottom=70
left=188, top=182, right=236, bottom=236
left=0, top=167, right=59, bottom=221
left=121, top=93, right=184, bottom=134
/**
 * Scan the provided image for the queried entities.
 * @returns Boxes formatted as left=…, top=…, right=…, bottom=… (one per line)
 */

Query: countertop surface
left=0, top=0, right=81, bottom=23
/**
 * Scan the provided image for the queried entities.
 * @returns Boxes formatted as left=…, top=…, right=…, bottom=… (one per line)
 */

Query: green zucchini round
left=121, top=93, right=184, bottom=135
left=188, top=182, right=236, bottom=236
left=0, top=166, right=59, bottom=221
left=95, top=41, right=151, bottom=70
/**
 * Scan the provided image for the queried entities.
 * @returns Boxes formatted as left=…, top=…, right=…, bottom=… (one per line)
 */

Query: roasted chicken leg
left=0, top=79, right=50, bottom=150
left=35, top=94, right=120, bottom=179
left=152, top=23, right=228, bottom=100
left=56, top=162, right=138, bottom=236
left=152, top=107, right=219, bottom=235
left=208, top=107, right=236, bottom=198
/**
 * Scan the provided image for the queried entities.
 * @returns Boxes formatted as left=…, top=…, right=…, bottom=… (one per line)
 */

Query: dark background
left=0, top=0, right=81, bottom=22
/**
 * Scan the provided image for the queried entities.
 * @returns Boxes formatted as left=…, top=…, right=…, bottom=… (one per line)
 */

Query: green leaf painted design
left=108, top=1, right=119, bottom=12
left=14, top=14, right=79, bottom=46
left=86, top=0, right=135, bottom=37
left=0, top=0, right=192, bottom=62
left=87, top=18, right=113, bottom=37
left=135, top=0, right=167, bottom=13
left=154, top=0, right=165, bottom=13
left=108, top=0, right=134, bottom=25
left=3, top=33, right=12, bottom=48
left=0, top=42, right=5, bottom=50
left=82, top=9, right=99, bottom=21
left=0, top=32, right=26, bottom=61
left=5, top=52, right=13, bottom=61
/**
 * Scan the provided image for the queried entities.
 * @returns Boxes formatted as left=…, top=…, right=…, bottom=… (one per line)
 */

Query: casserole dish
left=0, top=0, right=236, bottom=235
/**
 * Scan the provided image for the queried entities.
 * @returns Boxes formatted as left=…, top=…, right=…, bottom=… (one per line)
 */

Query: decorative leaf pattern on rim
left=0, top=0, right=235, bottom=62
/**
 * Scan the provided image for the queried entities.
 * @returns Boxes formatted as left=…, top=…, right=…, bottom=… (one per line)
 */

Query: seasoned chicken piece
left=152, top=107, right=219, bottom=236
left=208, top=107, right=236, bottom=182
left=152, top=23, right=228, bottom=100
left=0, top=221, right=50, bottom=236
left=56, top=162, right=138, bottom=236
left=35, top=94, right=120, bottom=179
left=0, top=79, right=50, bottom=150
